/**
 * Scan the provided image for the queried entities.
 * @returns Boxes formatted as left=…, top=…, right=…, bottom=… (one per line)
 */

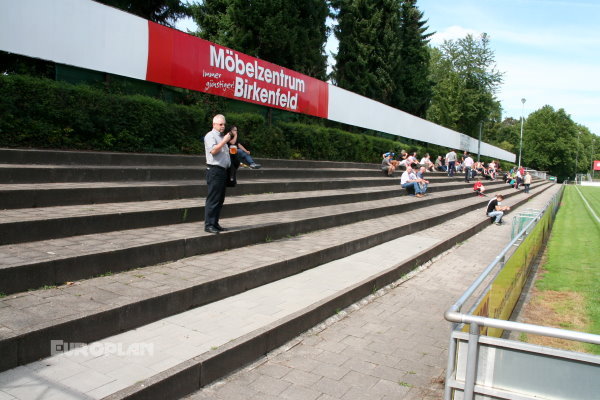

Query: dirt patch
left=519, top=286, right=590, bottom=352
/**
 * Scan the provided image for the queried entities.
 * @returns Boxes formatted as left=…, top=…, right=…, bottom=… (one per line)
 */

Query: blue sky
left=177, top=0, right=599, bottom=135
left=417, top=0, right=600, bottom=135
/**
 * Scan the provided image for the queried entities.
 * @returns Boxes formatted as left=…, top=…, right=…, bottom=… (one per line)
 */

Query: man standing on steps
left=445, top=149, right=457, bottom=177
left=204, top=114, right=231, bottom=234
left=463, top=152, right=474, bottom=182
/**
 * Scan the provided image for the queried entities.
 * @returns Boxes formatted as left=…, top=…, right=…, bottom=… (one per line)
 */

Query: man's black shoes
left=205, top=224, right=227, bottom=233
left=204, top=226, right=220, bottom=234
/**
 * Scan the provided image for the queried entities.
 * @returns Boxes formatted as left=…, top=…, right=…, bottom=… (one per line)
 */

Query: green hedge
left=0, top=74, right=208, bottom=153
left=0, top=73, right=445, bottom=163
left=276, top=122, right=421, bottom=163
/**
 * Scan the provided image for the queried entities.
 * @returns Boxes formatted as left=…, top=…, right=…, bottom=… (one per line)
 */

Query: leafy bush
left=276, top=122, right=417, bottom=163
left=0, top=74, right=207, bottom=153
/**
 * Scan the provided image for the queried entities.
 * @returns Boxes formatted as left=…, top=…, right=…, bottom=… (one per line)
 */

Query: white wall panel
left=328, top=84, right=516, bottom=162
left=0, top=0, right=148, bottom=80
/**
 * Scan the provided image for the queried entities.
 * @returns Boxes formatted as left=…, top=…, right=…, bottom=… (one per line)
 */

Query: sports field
left=520, top=185, right=600, bottom=354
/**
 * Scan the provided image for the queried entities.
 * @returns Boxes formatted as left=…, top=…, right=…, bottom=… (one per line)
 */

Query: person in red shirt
left=473, top=181, right=486, bottom=197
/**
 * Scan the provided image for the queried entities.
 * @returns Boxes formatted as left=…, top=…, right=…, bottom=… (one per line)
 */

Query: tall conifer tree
left=332, top=0, right=402, bottom=106
left=191, top=0, right=329, bottom=80
left=96, top=0, right=189, bottom=27
left=396, top=0, right=432, bottom=117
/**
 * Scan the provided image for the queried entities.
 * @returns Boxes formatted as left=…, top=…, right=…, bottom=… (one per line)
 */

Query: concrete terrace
left=0, top=148, right=557, bottom=399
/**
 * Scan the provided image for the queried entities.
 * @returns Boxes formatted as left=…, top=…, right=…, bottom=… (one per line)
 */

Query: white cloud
left=430, top=25, right=480, bottom=45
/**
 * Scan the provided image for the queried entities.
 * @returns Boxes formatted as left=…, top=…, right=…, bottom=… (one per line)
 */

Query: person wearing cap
left=381, top=152, right=397, bottom=176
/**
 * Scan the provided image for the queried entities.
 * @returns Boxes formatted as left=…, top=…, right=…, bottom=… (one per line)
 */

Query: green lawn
left=578, top=186, right=600, bottom=217
left=535, top=185, right=600, bottom=353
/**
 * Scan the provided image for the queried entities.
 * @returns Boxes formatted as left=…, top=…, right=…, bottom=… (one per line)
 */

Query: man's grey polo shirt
left=204, top=129, right=231, bottom=168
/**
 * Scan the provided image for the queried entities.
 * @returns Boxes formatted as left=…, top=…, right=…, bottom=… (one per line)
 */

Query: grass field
left=521, top=185, right=600, bottom=354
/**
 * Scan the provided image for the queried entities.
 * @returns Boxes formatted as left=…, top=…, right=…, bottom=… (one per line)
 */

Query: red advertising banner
left=594, top=160, right=600, bottom=171
left=146, top=22, right=329, bottom=118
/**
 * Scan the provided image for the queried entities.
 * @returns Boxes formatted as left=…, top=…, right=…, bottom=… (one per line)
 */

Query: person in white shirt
left=400, top=165, right=426, bottom=197
left=445, top=149, right=457, bottom=177
left=487, top=160, right=497, bottom=180
left=419, top=153, right=435, bottom=171
left=463, top=152, right=474, bottom=182
left=204, top=114, right=231, bottom=234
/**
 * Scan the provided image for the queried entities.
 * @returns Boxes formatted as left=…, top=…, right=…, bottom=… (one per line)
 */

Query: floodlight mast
left=518, top=98, right=526, bottom=168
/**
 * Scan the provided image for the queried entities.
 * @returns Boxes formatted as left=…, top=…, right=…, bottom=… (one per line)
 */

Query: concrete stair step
left=0, top=164, right=384, bottom=184
left=0, top=180, right=537, bottom=295
left=0, top=183, right=561, bottom=399
left=0, top=180, right=501, bottom=245
left=0, top=172, right=472, bottom=210
left=0, top=177, right=404, bottom=209
left=0, top=148, right=205, bottom=167
left=0, top=148, right=377, bottom=170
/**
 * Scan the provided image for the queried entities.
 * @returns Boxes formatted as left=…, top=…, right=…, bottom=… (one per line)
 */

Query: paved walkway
left=184, top=185, right=562, bottom=400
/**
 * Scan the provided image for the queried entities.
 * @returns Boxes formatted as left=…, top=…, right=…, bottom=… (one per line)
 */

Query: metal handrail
left=443, top=186, right=600, bottom=400
left=444, top=311, right=600, bottom=345
left=445, top=188, right=599, bottom=343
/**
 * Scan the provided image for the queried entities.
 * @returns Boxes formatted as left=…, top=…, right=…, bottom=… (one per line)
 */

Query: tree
left=188, top=0, right=231, bottom=45
left=483, top=117, right=519, bottom=153
left=522, top=105, right=580, bottom=180
left=190, top=0, right=329, bottom=80
left=427, top=33, right=503, bottom=138
left=396, top=0, right=433, bottom=117
left=95, top=0, right=190, bottom=27
left=331, top=0, right=403, bottom=106
left=572, top=126, right=597, bottom=176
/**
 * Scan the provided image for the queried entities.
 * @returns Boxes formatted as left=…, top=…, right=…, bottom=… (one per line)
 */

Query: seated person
left=488, top=160, right=497, bottom=179
left=473, top=181, right=486, bottom=196
left=416, top=166, right=430, bottom=193
left=435, top=155, right=447, bottom=172
left=229, top=127, right=261, bottom=169
left=398, top=151, right=410, bottom=168
left=382, top=151, right=400, bottom=167
left=473, top=161, right=484, bottom=176
left=381, top=153, right=397, bottom=176
left=486, top=194, right=510, bottom=225
left=400, top=165, right=426, bottom=197
left=419, top=153, right=435, bottom=171
left=407, top=151, right=419, bottom=168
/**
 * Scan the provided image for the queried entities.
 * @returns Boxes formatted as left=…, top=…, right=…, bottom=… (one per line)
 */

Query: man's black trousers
left=205, top=165, right=227, bottom=228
